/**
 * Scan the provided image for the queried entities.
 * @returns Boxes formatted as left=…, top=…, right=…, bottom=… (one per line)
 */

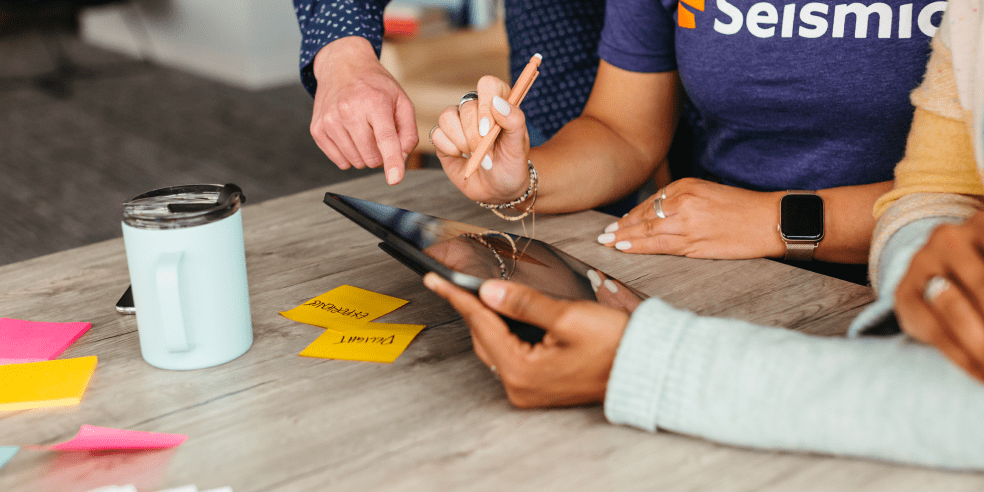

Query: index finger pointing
left=367, top=110, right=407, bottom=185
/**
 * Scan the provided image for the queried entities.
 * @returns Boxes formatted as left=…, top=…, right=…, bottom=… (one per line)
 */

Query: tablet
left=323, top=193, right=646, bottom=342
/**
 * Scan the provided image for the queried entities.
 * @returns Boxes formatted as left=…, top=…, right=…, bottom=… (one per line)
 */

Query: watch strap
left=784, top=242, right=817, bottom=262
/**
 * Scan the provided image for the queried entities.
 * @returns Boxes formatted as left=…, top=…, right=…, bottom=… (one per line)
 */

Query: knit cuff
left=868, top=193, right=982, bottom=293
left=604, top=298, right=692, bottom=431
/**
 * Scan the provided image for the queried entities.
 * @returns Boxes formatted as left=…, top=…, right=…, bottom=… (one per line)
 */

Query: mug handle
left=156, top=251, right=190, bottom=352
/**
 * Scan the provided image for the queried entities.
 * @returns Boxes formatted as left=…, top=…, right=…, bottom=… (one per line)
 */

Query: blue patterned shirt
left=292, top=0, right=605, bottom=139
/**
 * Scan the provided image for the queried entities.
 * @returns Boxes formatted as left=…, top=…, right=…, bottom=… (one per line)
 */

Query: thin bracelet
left=461, top=231, right=518, bottom=280
left=474, top=160, right=537, bottom=221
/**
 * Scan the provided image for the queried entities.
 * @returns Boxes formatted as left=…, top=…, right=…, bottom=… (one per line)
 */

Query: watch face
left=780, top=194, right=824, bottom=241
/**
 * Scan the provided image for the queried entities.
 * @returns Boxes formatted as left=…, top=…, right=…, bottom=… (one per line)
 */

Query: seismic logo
left=679, top=0, right=947, bottom=39
left=679, top=0, right=705, bottom=28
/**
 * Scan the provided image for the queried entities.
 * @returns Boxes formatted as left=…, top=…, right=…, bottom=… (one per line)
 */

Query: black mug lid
left=123, top=183, right=246, bottom=230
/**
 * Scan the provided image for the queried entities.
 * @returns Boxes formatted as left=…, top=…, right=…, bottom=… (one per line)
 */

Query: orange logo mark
left=678, top=0, right=705, bottom=29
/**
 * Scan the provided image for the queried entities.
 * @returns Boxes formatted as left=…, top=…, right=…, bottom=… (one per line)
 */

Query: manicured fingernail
left=479, top=117, right=490, bottom=137
left=480, top=280, right=506, bottom=307
left=597, top=233, right=615, bottom=244
left=423, top=272, right=441, bottom=290
left=386, top=168, right=401, bottom=185
left=615, top=241, right=632, bottom=251
left=586, top=270, right=601, bottom=292
left=604, top=279, right=618, bottom=293
left=462, top=152, right=471, bottom=159
left=481, top=155, right=493, bottom=170
left=623, top=213, right=629, bottom=218
left=604, top=222, right=619, bottom=233
left=492, top=96, right=511, bottom=116
left=402, top=152, right=408, bottom=161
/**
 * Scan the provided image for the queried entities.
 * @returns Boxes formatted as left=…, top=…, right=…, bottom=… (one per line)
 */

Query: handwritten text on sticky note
left=0, top=356, right=97, bottom=411
left=299, top=322, right=426, bottom=363
left=280, top=285, right=407, bottom=329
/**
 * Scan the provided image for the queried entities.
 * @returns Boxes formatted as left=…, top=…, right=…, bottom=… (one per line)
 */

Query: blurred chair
left=0, top=0, right=147, bottom=97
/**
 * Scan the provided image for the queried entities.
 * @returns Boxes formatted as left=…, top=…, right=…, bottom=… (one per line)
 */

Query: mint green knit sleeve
left=605, top=218, right=984, bottom=470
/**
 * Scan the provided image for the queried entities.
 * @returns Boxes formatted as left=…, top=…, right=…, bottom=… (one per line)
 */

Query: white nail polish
left=479, top=117, right=490, bottom=137
left=462, top=152, right=471, bottom=159
left=615, top=241, right=632, bottom=251
left=597, top=233, right=615, bottom=244
left=587, top=270, right=601, bottom=292
left=604, top=222, right=619, bottom=233
left=492, top=96, right=511, bottom=116
left=604, top=279, right=619, bottom=293
left=481, top=155, right=493, bottom=170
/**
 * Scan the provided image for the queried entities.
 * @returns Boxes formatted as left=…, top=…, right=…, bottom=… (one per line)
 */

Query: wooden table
left=1, top=170, right=980, bottom=491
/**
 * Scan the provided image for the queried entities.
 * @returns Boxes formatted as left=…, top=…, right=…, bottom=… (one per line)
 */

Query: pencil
left=463, top=53, right=542, bottom=179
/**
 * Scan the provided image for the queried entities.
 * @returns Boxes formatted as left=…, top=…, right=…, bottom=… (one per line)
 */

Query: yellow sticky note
left=280, top=285, right=408, bottom=329
left=0, top=356, right=97, bottom=411
left=299, top=322, right=426, bottom=363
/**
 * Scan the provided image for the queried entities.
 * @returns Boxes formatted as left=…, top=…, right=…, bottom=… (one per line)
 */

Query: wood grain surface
left=0, top=170, right=979, bottom=491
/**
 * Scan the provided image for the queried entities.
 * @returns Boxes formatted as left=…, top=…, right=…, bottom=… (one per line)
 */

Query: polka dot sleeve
left=293, top=0, right=388, bottom=96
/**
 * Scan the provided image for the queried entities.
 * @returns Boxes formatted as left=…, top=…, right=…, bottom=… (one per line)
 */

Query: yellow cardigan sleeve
left=872, top=37, right=983, bottom=219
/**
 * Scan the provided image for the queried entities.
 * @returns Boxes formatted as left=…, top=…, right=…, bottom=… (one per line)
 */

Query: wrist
left=313, top=36, right=379, bottom=82
left=765, top=191, right=787, bottom=258
left=477, top=160, right=538, bottom=221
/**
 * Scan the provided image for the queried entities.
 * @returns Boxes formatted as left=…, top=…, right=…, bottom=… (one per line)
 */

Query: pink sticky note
left=48, top=425, right=187, bottom=451
left=0, top=318, right=91, bottom=363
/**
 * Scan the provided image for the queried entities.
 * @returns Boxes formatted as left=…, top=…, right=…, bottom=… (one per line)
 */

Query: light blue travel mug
left=121, top=184, right=253, bottom=370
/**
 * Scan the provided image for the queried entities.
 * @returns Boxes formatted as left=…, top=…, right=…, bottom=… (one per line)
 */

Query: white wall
left=81, top=0, right=302, bottom=90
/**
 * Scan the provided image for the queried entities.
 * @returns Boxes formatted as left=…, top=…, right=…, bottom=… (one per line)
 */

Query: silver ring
left=924, top=275, right=952, bottom=303
left=459, top=91, right=479, bottom=109
left=489, top=364, right=500, bottom=380
left=660, top=188, right=667, bottom=200
left=653, top=194, right=666, bottom=219
left=428, top=125, right=439, bottom=146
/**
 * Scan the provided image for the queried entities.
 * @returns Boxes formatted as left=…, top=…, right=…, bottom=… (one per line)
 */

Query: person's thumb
left=479, top=280, right=564, bottom=333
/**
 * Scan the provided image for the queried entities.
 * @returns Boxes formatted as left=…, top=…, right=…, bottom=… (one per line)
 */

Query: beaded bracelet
left=461, top=231, right=519, bottom=280
left=474, top=160, right=537, bottom=221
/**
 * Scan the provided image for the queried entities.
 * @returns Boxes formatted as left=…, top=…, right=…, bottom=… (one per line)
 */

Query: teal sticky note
left=0, top=446, right=18, bottom=470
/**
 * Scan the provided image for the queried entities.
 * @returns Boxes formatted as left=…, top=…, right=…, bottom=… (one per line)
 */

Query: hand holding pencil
left=430, top=54, right=543, bottom=205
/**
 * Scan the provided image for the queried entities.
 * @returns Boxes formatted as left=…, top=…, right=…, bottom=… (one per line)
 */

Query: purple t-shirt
left=599, top=0, right=947, bottom=191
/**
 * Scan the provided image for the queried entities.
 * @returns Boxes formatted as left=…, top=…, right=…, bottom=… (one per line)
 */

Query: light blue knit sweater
left=604, top=217, right=984, bottom=470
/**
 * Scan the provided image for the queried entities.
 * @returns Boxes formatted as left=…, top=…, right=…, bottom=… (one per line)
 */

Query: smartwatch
left=778, top=190, right=824, bottom=262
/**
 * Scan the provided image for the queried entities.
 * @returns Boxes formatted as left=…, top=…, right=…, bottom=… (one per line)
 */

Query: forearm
left=527, top=66, right=681, bottom=214
left=530, top=118, right=670, bottom=213
left=607, top=298, right=984, bottom=470
left=810, top=180, right=894, bottom=263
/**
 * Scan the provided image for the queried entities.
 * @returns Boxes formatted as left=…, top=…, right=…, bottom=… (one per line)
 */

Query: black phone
left=116, top=285, right=136, bottom=315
